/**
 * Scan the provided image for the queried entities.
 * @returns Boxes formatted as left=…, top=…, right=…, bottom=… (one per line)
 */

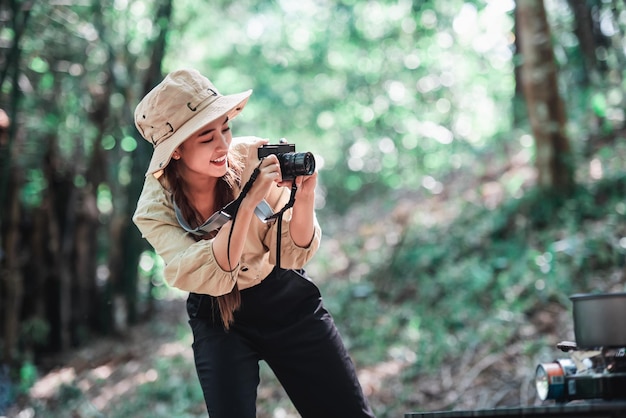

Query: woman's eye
left=222, top=126, right=230, bottom=133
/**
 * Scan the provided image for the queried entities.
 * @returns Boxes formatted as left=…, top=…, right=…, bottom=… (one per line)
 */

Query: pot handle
left=556, top=341, right=578, bottom=352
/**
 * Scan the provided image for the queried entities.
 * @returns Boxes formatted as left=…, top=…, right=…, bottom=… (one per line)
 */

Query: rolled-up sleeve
left=132, top=175, right=239, bottom=296
left=133, top=137, right=323, bottom=294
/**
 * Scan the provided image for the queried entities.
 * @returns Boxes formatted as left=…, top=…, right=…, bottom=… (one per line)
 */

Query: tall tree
left=113, top=0, right=173, bottom=325
left=516, top=0, right=574, bottom=194
left=0, top=0, right=32, bottom=365
left=0, top=0, right=175, bottom=365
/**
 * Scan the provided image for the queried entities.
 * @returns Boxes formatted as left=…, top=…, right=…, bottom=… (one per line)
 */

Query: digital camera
left=258, top=143, right=315, bottom=181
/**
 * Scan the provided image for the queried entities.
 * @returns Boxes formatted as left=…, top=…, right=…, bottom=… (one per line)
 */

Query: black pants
left=186, top=267, right=375, bottom=418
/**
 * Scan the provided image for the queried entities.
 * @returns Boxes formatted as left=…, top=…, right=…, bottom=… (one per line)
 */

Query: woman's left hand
left=278, top=171, right=317, bottom=199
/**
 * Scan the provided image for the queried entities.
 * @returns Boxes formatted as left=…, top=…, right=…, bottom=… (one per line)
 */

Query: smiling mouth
left=211, top=155, right=227, bottom=165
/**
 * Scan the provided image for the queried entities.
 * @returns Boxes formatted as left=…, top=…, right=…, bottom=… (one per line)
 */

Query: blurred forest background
left=1, top=0, right=625, bottom=417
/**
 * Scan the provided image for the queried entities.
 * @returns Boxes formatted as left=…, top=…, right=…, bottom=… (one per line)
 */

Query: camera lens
left=280, top=152, right=315, bottom=179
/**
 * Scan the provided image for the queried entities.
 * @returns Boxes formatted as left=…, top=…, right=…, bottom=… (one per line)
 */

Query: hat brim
left=146, top=89, right=252, bottom=177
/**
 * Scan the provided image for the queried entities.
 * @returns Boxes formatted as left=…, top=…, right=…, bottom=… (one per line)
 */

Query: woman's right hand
left=213, top=138, right=282, bottom=272
left=240, top=138, right=282, bottom=206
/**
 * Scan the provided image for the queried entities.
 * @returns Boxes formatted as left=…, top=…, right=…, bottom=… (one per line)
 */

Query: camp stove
left=535, top=293, right=626, bottom=403
left=535, top=343, right=626, bottom=402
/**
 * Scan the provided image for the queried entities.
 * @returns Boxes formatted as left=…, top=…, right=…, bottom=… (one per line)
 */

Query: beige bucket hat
left=134, top=68, right=252, bottom=177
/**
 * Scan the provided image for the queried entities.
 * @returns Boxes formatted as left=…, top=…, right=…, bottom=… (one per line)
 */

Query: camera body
left=258, top=143, right=315, bottom=181
left=258, top=143, right=296, bottom=157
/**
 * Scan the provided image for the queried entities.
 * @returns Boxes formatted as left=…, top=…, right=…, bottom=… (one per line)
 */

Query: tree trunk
left=566, top=0, right=605, bottom=81
left=0, top=1, right=29, bottom=364
left=74, top=186, right=99, bottom=336
left=1, top=168, right=23, bottom=365
left=117, top=0, right=174, bottom=323
left=516, top=0, right=574, bottom=194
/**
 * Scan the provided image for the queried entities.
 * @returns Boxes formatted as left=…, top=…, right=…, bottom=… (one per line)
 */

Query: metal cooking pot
left=570, top=292, right=626, bottom=348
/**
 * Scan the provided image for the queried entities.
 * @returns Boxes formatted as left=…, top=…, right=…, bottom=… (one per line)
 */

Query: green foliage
left=21, top=169, right=47, bottom=208
left=106, top=355, right=205, bottom=418
left=21, top=382, right=106, bottom=418
left=56, top=383, right=83, bottom=404
left=18, top=361, right=38, bottom=394
left=326, top=172, right=626, bottom=380
left=19, top=317, right=51, bottom=349
left=3, top=0, right=626, bottom=417
left=164, top=0, right=517, bottom=214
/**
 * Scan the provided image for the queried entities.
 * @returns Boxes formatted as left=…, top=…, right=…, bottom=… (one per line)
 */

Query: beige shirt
left=132, top=137, right=321, bottom=296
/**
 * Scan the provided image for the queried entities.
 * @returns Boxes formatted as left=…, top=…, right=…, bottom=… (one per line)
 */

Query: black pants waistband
left=186, top=267, right=320, bottom=330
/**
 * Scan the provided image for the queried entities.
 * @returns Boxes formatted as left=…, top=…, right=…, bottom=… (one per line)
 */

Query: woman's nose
left=216, top=132, right=229, bottom=148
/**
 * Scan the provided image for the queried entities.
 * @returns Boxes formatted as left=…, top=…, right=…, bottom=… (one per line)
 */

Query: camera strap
left=264, top=180, right=298, bottom=269
left=173, top=163, right=273, bottom=237
left=173, top=199, right=274, bottom=237
left=173, top=163, right=298, bottom=270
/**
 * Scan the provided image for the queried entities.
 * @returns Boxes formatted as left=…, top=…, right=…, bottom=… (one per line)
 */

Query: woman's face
left=174, top=116, right=232, bottom=180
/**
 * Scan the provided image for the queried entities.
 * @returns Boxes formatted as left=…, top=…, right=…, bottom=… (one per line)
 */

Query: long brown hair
left=163, top=147, right=245, bottom=329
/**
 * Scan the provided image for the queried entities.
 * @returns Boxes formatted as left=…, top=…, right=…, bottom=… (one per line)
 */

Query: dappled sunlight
left=21, top=300, right=193, bottom=416
left=589, top=158, right=604, bottom=180
left=3, top=1, right=626, bottom=417
left=358, top=358, right=413, bottom=398
left=90, top=364, right=159, bottom=411
left=157, top=341, right=191, bottom=358
left=28, top=332, right=190, bottom=407
left=29, top=367, right=76, bottom=399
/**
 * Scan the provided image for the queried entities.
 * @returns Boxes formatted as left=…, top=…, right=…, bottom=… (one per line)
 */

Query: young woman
left=132, top=68, right=375, bottom=418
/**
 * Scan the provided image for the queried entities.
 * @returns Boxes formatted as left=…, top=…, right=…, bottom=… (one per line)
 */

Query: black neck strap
left=266, top=180, right=298, bottom=269
left=173, top=165, right=298, bottom=270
